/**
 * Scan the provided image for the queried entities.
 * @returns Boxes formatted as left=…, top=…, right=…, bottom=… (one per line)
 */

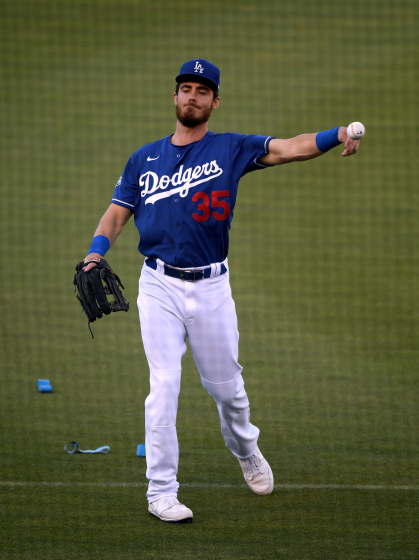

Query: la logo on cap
left=194, top=61, right=204, bottom=74
left=176, top=59, right=220, bottom=92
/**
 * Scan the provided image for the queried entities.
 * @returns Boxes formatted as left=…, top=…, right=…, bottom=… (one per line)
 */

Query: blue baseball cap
left=176, top=59, right=220, bottom=92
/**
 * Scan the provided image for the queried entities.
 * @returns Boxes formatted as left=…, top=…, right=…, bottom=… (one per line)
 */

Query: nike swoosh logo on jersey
left=147, top=156, right=160, bottom=161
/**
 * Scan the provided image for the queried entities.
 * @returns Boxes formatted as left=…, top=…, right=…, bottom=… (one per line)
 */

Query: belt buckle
left=180, top=269, right=203, bottom=281
left=180, top=269, right=193, bottom=281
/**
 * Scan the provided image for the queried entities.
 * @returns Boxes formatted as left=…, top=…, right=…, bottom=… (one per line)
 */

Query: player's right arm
left=84, top=203, right=133, bottom=272
left=260, top=127, right=360, bottom=166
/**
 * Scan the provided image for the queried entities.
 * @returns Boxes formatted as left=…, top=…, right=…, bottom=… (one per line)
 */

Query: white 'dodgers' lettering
left=158, top=175, right=170, bottom=190
left=179, top=167, right=193, bottom=198
left=140, top=171, right=159, bottom=197
left=192, top=165, right=202, bottom=179
left=171, top=165, right=184, bottom=186
left=141, top=160, right=223, bottom=205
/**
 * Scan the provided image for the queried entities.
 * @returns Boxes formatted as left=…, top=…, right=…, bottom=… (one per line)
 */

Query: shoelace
left=243, top=453, right=264, bottom=480
left=157, top=495, right=180, bottom=512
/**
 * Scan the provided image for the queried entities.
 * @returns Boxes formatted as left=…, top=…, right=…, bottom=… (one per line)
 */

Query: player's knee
left=145, top=369, right=181, bottom=427
left=202, top=374, right=249, bottom=422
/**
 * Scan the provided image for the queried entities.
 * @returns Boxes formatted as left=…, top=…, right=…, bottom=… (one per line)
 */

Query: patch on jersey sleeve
left=116, top=176, right=122, bottom=186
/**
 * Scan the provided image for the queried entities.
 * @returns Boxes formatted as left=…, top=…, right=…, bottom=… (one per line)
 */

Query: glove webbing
left=73, top=259, right=129, bottom=338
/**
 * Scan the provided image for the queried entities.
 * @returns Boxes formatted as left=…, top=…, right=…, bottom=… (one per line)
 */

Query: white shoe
left=148, top=495, right=193, bottom=523
left=238, top=446, right=274, bottom=495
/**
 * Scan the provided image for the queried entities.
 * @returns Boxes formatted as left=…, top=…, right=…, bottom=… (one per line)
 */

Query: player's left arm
left=260, top=127, right=360, bottom=166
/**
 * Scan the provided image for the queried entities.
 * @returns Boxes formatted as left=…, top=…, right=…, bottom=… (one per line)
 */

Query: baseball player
left=80, top=59, right=361, bottom=524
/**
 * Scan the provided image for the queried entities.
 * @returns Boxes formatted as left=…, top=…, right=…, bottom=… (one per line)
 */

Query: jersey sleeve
left=111, top=156, right=137, bottom=210
left=230, top=134, right=275, bottom=177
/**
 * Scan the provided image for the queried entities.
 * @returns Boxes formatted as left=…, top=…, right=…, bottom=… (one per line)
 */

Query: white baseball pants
left=137, top=262, right=260, bottom=503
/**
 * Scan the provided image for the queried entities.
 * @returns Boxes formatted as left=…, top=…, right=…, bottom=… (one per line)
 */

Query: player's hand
left=83, top=253, right=103, bottom=272
left=338, top=127, right=360, bottom=157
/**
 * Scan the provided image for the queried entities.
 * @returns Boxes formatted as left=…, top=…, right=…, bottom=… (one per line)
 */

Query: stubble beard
left=176, top=103, right=212, bottom=128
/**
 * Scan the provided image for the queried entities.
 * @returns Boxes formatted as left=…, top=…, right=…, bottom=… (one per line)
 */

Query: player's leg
left=187, top=272, right=259, bottom=458
left=138, top=266, right=189, bottom=507
left=187, top=271, right=273, bottom=494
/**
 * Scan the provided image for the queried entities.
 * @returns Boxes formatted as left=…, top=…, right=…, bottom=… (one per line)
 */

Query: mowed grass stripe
left=1, top=481, right=418, bottom=490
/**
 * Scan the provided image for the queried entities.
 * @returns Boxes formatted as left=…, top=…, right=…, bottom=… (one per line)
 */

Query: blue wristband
left=87, top=235, right=110, bottom=257
left=315, top=126, right=342, bottom=153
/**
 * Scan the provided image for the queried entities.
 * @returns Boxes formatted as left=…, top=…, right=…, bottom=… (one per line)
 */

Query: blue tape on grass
left=136, top=444, right=146, bottom=457
left=38, top=379, right=52, bottom=392
left=136, top=443, right=179, bottom=457
left=64, top=441, right=110, bottom=454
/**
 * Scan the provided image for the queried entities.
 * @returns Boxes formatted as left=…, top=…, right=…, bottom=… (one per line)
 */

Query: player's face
left=174, top=82, right=220, bottom=128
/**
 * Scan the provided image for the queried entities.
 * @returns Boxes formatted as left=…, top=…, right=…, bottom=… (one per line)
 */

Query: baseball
left=347, top=122, right=365, bottom=140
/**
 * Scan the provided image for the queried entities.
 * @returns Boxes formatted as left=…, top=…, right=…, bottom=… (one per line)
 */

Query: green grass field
left=1, top=1, right=418, bottom=558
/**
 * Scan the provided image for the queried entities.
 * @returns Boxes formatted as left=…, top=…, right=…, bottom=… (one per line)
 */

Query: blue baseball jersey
left=112, top=131, right=274, bottom=268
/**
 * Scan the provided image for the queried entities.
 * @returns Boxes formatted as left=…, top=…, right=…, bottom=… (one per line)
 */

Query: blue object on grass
left=38, top=379, right=52, bottom=392
left=64, top=441, right=110, bottom=454
left=136, top=444, right=146, bottom=457
left=136, top=443, right=179, bottom=457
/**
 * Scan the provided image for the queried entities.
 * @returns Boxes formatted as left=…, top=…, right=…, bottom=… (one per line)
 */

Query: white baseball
left=347, top=122, right=365, bottom=140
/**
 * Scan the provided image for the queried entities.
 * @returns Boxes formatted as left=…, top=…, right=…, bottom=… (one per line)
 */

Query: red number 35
left=192, top=191, right=231, bottom=222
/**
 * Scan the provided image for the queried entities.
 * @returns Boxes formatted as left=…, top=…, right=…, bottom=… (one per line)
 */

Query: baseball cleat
left=238, top=446, right=274, bottom=495
left=148, top=495, right=193, bottom=523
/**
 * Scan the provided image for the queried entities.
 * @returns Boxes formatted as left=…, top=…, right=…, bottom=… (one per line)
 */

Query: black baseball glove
left=73, top=258, right=129, bottom=337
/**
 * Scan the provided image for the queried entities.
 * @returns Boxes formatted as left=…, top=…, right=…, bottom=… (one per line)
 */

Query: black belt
left=145, top=258, right=227, bottom=282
